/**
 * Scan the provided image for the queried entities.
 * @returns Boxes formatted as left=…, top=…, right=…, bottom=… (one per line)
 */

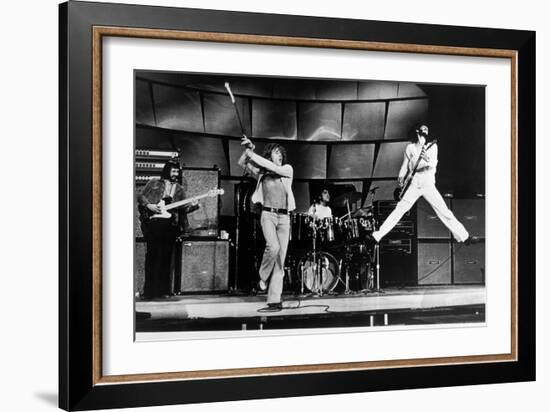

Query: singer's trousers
left=259, top=211, right=290, bottom=304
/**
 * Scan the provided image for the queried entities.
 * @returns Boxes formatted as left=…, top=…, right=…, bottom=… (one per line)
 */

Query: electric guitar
left=140, top=188, right=224, bottom=220
left=394, top=139, right=437, bottom=201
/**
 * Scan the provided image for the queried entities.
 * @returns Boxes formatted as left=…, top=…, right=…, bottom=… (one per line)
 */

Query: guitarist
left=137, top=159, right=199, bottom=300
left=372, top=124, right=471, bottom=244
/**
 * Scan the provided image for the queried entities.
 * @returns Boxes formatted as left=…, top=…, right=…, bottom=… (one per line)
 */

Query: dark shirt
left=137, top=178, right=197, bottom=229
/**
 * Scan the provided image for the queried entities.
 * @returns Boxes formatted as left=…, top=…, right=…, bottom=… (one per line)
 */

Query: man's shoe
left=464, top=236, right=482, bottom=246
left=265, top=302, right=283, bottom=311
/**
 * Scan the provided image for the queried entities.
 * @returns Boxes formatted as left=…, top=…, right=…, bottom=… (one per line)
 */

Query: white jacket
left=239, top=149, right=296, bottom=211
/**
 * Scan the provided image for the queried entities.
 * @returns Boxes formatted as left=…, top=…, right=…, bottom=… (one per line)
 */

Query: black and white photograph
left=133, top=71, right=486, bottom=337
left=1, top=0, right=544, bottom=409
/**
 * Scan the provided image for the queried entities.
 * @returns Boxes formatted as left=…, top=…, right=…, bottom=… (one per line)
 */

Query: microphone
left=369, top=186, right=379, bottom=193
left=224, top=82, right=236, bottom=104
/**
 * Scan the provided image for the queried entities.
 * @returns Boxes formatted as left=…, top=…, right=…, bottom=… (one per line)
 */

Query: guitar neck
left=164, top=193, right=211, bottom=211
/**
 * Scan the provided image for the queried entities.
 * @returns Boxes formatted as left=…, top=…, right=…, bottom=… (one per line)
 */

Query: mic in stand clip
left=368, top=186, right=379, bottom=194
left=224, top=81, right=246, bottom=139
left=224, top=82, right=236, bottom=104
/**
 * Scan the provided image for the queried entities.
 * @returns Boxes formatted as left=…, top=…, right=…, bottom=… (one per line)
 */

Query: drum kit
left=287, top=188, right=381, bottom=296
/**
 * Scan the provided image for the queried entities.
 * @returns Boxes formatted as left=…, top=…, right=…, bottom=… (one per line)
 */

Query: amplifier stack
left=375, top=200, right=417, bottom=287
left=134, top=147, right=228, bottom=295
left=374, top=197, right=485, bottom=287
left=452, top=198, right=485, bottom=284
left=416, top=196, right=485, bottom=285
left=134, top=148, right=180, bottom=186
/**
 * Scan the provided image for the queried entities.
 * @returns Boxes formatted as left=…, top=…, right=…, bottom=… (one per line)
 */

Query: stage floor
left=136, top=285, right=486, bottom=334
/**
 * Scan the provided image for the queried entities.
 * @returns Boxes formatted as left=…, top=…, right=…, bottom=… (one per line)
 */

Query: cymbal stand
left=375, top=244, right=380, bottom=290
left=311, top=223, right=323, bottom=297
left=333, top=244, right=353, bottom=294
left=300, top=258, right=305, bottom=295
left=342, top=245, right=354, bottom=294
left=372, top=225, right=385, bottom=294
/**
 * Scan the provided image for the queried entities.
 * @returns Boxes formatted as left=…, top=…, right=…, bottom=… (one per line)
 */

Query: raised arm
left=245, top=149, right=293, bottom=178
left=238, top=150, right=261, bottom=178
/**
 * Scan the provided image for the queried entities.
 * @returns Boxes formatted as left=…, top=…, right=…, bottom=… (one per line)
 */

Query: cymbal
left=331, top=191, right=362, bottom=207
left=352, top=207, right=373, bottom=218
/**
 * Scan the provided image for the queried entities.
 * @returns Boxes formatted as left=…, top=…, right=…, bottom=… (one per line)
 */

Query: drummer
left=307, top=188, right=333, bottom=220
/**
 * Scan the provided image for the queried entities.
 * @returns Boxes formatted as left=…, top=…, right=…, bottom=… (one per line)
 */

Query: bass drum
left=298, top=252, right=340, bottom=293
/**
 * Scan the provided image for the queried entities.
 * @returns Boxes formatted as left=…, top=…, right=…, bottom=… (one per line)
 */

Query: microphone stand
left=225, top=82, right=248, bottom=293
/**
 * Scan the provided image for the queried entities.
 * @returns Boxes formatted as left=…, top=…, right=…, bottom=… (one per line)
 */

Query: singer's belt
left=262, top=206, right=289, bottom=215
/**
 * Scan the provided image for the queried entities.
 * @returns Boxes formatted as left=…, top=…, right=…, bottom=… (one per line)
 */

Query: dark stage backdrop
left=135, top=73, right=485, bottom=215
left=423, top=85, right=486, bottom=197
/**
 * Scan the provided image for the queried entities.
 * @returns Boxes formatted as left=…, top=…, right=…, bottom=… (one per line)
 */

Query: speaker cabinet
left=380, top=243, right=416, bottom=287
left=375, top=200, right=415, bottom=237
left=181, top=168, right=220, bottom=237
left=453, top=242, right=485, bottom=284
left=416, top=197, right=451, bottom=239
left=180, top=240, right=229, bottom=292
left=417, top=242, right=451, bottom=285
left=134, top=241, right=146, bottom=294
left=452, top=198, right=485, bottom=238
left=380, top=238, right=413, bottom=254
left=375, top=200, right=414, bottom=219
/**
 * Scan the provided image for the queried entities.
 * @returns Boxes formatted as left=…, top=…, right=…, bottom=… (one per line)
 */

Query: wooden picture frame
left=59, top=1, right=535, bottom=410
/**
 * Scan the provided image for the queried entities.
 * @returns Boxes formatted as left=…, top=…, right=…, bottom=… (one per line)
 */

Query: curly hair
left=262, top=143, right=287, bottom=164
left=160, top=160, right=180, bottom=180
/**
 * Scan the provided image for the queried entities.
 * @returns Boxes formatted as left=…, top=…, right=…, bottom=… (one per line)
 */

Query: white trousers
left=372, top=178, right=469, bottom=243
left=259, top=211, right=290, bottom=304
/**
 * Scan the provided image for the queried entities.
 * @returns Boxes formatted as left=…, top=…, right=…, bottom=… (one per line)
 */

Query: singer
left=372, top=124, right=474, bottom=244
left=238, top=136, right=295, bottom=311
